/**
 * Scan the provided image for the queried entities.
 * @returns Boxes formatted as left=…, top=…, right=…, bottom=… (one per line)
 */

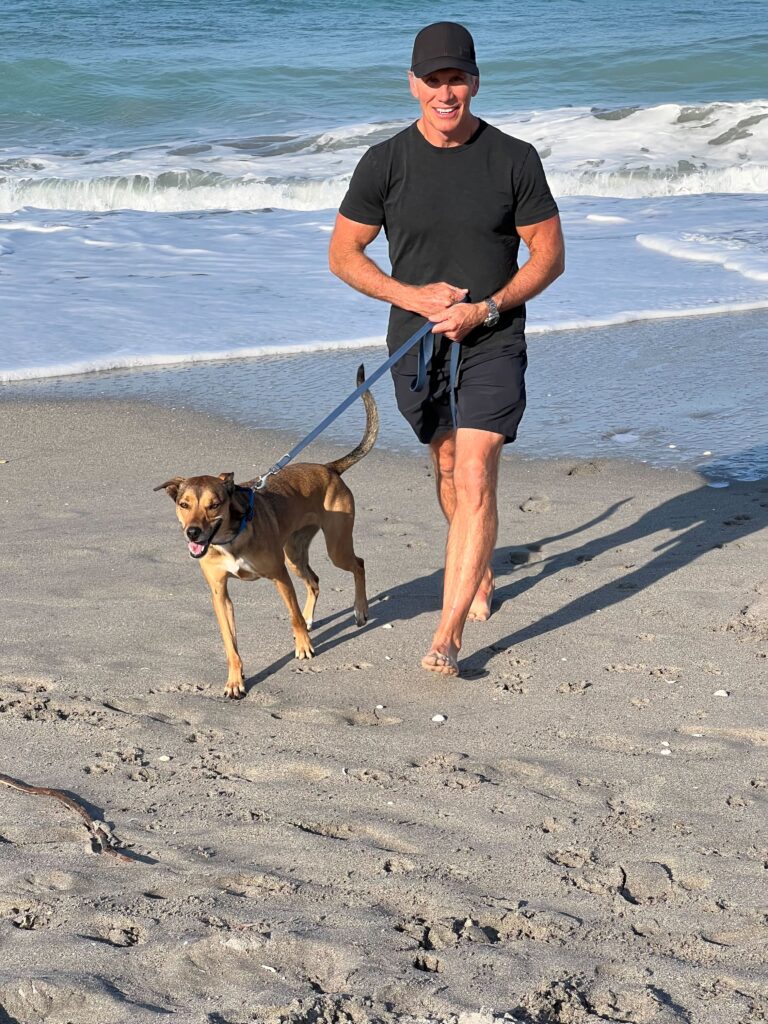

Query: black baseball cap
left=410, top=22, right=479, bottom=79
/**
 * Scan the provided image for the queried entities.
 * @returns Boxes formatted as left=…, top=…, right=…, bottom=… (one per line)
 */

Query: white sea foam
left=1, top=100, right=767, bottom=212
left=0, top=336, right=385, bottom=382
left=528, top=299, right=768, bottom=334
left=586, top=214, right=630, bottom=223
left=2, top=192, right=768, bottom=383
left=0, top=220, right=72, bottom=232
left=0, top=174, right=352, bottom=214
left=636, top=233, right=768, bottom=281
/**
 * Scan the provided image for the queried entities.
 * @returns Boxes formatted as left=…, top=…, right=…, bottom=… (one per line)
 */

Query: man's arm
left=430, top=213, right=566, bottom=341
left=329, top=212, right=469, bottom=322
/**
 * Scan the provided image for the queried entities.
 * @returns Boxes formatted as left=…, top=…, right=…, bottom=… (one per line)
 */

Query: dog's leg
left=323, top=512, right=368, bottom=627
left=272, top=566, right=315, bottom=660
left=285, top=526, right=320, bottom=629
left=202, top=565, right=245, bottom=698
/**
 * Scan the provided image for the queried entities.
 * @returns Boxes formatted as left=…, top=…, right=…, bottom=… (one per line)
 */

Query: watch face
left=485, top=300, right=499, bottom=326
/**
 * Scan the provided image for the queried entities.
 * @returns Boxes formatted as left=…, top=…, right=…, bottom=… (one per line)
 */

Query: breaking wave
left=1, top=100, right=767, bottom=212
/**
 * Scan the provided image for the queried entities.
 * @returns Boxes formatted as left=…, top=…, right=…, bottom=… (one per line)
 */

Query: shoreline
left=1, top=396, right=766, bottom=1022
left=4, top=307, right=768, bottom=484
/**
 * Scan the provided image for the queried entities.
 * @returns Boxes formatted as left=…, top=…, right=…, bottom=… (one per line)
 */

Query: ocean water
left=2, top=0, right=768, bottom=475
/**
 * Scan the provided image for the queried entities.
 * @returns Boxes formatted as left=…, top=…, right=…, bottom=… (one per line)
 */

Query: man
left=329, top=22, right=564, bottom=676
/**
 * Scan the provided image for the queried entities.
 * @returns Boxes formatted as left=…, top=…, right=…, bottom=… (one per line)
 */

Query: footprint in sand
left=507, top=543, right=544, bottom=566
left=217, top=871, right=299, bottom=898
left=270, top=706, right=402, bottom=728
left=728, top=596, right=768, bottom=639
left=0, top=692, right=114, bottom=726
left=567, top=460, right=605, bottom=476
left=557, top=679, right=593, bottom=695
left=383, top=856, right=416, bottom=874
left=0, top=897, right=52, bottom=930
left=291, top=819, right=417, bottom=854
left=0, top=674, right=59, bottom=693
left=519, top=494, right=551, bottom=513
left=85, top=918, right=145, bottom=947
left=723, top=513, right=751, bottom=525
left=0, top=976, right=163, bottom=1024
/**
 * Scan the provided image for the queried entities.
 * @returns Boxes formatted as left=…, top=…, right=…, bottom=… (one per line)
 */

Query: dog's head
left=154, top=472, right=250, bottom=559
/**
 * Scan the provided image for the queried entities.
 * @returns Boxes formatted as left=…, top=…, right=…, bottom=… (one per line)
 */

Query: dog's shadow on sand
left=246, top=450, right=768, bottom=687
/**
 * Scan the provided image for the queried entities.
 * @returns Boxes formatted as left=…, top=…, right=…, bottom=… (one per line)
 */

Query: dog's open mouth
left=185, top=521, right=221, bottom=559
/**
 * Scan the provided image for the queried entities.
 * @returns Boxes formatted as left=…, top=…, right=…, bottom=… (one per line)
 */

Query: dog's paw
left=224, top=678, right=246, bottom=699
left=354, top=607, right=368, bottom=627
left=295, top=640, right=315, bottom=660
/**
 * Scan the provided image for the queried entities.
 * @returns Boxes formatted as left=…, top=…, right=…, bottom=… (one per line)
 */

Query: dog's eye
left=208, top=501, right=221, bottom=510
left=179, top=501, right=190, bottom=509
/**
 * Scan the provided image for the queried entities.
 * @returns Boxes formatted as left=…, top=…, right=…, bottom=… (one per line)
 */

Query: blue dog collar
left=235, top=486, right=255, bottom=536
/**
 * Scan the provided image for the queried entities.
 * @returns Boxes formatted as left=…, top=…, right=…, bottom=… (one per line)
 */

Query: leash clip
left=254, top=453, right=292, bottom=490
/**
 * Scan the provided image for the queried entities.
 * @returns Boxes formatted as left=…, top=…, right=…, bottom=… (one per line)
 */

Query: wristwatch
left=483, top=297, right=500, bottom=327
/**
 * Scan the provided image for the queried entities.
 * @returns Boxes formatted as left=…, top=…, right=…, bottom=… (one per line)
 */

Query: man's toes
left=421, top=650, right=459, bottom=676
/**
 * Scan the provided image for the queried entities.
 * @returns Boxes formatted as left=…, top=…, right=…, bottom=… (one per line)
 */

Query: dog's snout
left=186, top=526, right=203, bottom=541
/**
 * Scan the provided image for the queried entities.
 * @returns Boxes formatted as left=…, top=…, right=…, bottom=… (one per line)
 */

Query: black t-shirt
left=339, top=119, right=559, bottom=354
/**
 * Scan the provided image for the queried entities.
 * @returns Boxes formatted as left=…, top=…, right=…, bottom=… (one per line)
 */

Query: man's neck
left=416, top=113, right=480, bottom=149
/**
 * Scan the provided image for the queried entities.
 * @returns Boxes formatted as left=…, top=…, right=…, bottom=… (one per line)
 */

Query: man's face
left=409, top=67, right=479, bottom=139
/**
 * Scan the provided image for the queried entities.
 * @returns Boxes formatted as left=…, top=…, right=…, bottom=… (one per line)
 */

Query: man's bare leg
left=422, top=428, right=504, bottom=675
left=429, top=432, right=495, bottom=622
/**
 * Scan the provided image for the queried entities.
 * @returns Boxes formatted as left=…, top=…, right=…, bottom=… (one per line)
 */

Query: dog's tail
left=327, top=364, right=379, bottom=476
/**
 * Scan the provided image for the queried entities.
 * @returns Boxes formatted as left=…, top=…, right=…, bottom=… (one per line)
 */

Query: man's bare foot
left=468, top=571, right=495, bottom=622
left=421, top=646, right=460, bottom=676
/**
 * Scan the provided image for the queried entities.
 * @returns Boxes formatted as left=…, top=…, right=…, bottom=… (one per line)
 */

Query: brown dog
left=155, top=367, right=378, bottom=698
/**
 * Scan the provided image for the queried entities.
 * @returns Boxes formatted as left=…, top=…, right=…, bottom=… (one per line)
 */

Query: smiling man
left=329, top=22, right=564, bottom=676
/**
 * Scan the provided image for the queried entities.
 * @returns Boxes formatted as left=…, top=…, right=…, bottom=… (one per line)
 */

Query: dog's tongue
left=187, top=541, right=205, bottom=557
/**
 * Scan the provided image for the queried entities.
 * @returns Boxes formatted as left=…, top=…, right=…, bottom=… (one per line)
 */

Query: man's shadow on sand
left=245, top=447, right=768, bottom=688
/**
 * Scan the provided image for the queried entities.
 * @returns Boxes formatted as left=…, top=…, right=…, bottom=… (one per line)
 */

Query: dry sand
left=0, top=397, right=766, bottom=1024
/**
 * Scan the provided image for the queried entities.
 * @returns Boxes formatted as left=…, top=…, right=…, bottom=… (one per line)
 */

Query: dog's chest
left=214, top=548, right=261, bottom=580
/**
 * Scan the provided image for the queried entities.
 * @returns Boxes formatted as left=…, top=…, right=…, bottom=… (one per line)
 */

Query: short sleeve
left=514, top=145, right=559, bottom=227
left=338, top=146, right=386, bottom=226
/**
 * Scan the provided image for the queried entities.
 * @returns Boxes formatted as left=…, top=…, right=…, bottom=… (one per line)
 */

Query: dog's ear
left=217, top=472, right=236, bottom=494
left=154, top=477, right=185, bottom=500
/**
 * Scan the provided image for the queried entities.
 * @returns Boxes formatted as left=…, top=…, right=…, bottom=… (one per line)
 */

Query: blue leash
left=255, top=319, right=461, bottom=490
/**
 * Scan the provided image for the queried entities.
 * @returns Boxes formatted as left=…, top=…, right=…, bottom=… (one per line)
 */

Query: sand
left=0, top=396, right=766, bottom=1024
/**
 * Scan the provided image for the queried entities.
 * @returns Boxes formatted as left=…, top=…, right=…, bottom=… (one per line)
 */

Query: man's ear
left=408, top=69, right=419, bottom=99
left=217, top=472, right=236, bottom=494
left=154, top=477, right=185, bottom=500
left=471, top=73, right=480, bottom=97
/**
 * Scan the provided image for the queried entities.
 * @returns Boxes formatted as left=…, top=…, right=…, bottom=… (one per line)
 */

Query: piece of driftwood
left=0, top=772, right=133, bottom=863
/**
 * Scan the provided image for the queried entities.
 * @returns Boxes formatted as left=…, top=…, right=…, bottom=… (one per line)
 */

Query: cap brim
left=411, top=56, right=479, bottom=78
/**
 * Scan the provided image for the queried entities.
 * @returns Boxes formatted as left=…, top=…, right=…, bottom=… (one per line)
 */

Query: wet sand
left=7, top=308, right=768, bottom=482
left=0, top=397, right=766, bottom=1023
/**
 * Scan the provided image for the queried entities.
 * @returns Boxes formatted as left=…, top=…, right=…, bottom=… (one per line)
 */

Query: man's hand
left=405, top=282, right=468, bottom=321
left=430, top=301, right=485, bottom=342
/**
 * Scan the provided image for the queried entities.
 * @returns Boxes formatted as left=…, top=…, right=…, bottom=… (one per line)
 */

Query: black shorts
left=390, top=333, right=527, bottom=445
